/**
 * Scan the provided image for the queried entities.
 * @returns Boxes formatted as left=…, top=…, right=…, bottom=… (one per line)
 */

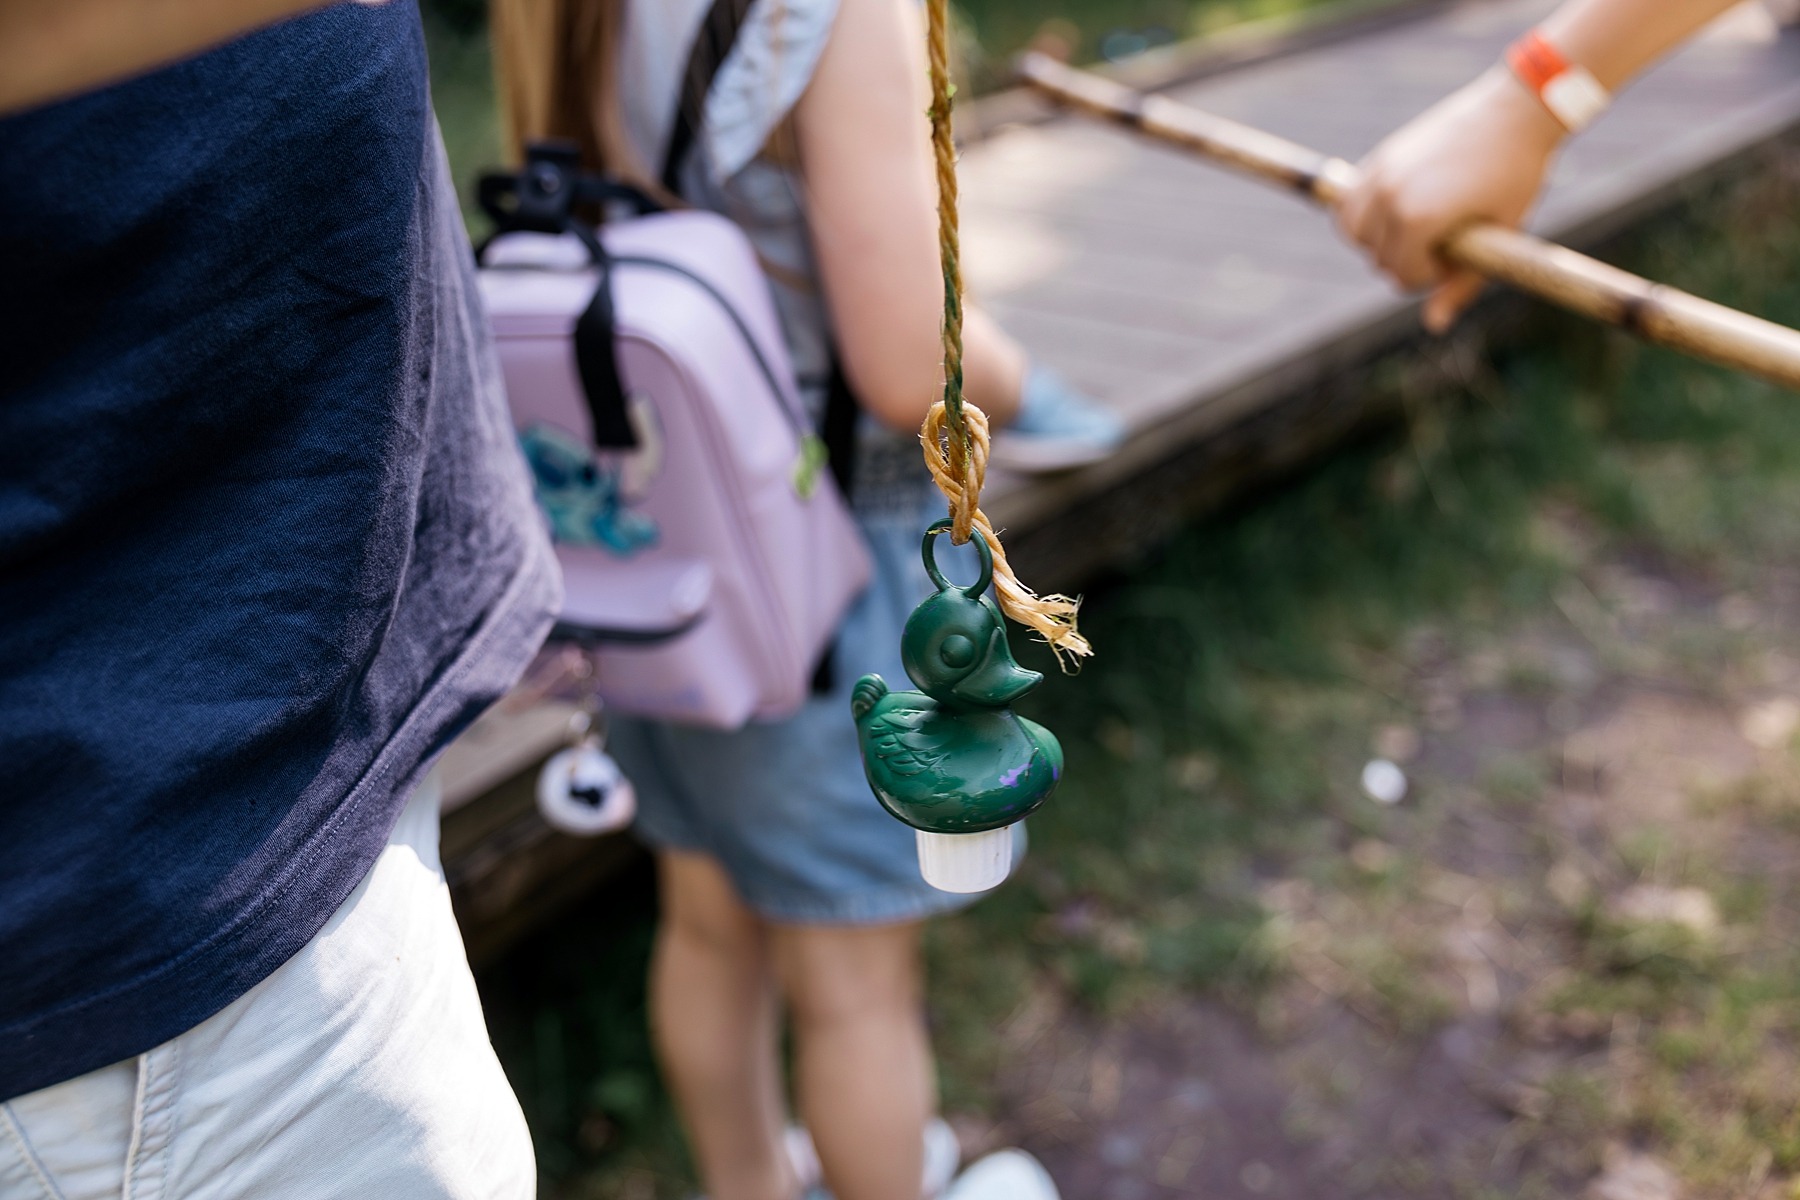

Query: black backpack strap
left=661, top=0, right=758, bottom=193
left=820, top=356, right=859, bottom=499
left=571, top=254, right=638, bottom=447
left=478, top=142, right=658, bottom=450
left=807, top=356, right=862, bottom=695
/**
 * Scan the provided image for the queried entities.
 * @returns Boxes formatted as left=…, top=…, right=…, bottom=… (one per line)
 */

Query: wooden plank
left=988, top=271, right=1371, bottom=361
left=1020, top=57, right=1800, bottom=392
left=978, top=303, right=1236, bottom=378
left=1540, top=79, right=1800, bottom=238
left=441, top=760, right=646, bottom=967
left=974, top=207, right=1366, bottom=283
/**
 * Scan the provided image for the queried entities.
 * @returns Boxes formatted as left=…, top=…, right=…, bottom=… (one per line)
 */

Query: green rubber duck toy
left=851, top=521, right=1063, bottom=847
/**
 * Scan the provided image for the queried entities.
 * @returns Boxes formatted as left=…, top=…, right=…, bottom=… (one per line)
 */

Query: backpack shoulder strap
left=656, top=0, right=862, bottom=694
left=660, top=0, right=757, bottom=194
left=657, top=0, right=860, bottom=506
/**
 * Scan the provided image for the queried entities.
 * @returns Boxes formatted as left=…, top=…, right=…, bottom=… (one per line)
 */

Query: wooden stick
left=1018, top=52, right=1800, bottom=393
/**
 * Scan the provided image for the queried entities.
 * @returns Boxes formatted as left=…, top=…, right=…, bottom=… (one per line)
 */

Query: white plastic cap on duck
left=916, top=826, right=1014, bottom=893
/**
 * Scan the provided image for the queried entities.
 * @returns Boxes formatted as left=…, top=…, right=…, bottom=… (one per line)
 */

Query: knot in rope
left=920, top=401, right=1090, bottom=665
left=922, top=400, right=985, bottom=542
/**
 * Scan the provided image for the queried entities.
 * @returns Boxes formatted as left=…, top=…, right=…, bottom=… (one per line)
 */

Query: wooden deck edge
left=442, top=752, right=649, bottom=967
left=999, top=303, right=1427, bottom=588
left=958, top=0, right=1455, bottom=145
left=1003, top=125, right=1800, bottom=590
left=439, top=700, right=575, bottom=814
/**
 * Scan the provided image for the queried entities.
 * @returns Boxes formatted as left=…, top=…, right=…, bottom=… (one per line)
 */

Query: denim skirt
left=608, top=499, right=1024, bottom=925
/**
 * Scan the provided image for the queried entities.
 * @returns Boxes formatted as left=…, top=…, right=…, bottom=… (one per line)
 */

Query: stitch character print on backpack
left=518, top=396, right=663, bottom=557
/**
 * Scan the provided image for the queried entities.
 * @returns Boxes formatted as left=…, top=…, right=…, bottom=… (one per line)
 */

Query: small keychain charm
left=852, top=520, right=1063, bottom=892
left=536, top=652, right=637, bottom=837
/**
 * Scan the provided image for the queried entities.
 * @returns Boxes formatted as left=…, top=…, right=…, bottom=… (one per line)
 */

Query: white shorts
left=0, top=776, right=535, bottom=1200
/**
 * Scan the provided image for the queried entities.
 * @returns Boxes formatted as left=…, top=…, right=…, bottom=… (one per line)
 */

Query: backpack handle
left=475, top=141, right=648, bottom=451
left=476, top=141, right=661, bottom=254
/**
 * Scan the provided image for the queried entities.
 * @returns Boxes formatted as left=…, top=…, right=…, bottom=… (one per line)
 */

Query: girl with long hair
left=489, top=2, right=1118, bottom=1196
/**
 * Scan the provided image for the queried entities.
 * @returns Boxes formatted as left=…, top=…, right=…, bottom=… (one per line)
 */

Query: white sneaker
left=921, top=1117, right=962, bottom=1196
left=941, top=1149, right=1060, bottom=1200
left=784, top=1123, right=824, bottom=1191
left=781, top=1117, right=962, bottom=1197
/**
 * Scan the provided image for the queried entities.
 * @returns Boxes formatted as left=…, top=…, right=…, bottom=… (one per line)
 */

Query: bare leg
left=771, top=921, right=933, bottom=1200
left=651, top=851, right=795, bottom=1200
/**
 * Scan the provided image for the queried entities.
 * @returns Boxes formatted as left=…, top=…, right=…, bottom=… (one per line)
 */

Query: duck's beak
left=951, top=627, right=1042, bottom=707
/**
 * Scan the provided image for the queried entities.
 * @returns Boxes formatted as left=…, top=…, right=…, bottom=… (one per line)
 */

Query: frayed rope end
left=920, top=401, right=1093, bottom=668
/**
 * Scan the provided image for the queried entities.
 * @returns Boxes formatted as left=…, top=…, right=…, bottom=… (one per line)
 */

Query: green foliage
left=423, top=12, right=503, bottom=236
left=422, top=0, right=489, bottom=36
left=954, top=0, right=1361, bottom=93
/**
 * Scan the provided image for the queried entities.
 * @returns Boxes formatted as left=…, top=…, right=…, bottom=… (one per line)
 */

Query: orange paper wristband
left=1504, top=29, right=1610, bottom=133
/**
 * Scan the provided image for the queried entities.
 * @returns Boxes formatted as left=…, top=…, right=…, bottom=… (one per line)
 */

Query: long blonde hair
left=489, top=0, right=653, bottom=187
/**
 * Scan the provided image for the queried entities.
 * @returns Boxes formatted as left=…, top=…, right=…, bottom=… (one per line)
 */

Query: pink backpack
left=476, top=146, right=870, bottom=729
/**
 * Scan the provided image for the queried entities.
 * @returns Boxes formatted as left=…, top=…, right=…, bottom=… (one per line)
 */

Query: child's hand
left=1336, top=67, right=1566, bottom=332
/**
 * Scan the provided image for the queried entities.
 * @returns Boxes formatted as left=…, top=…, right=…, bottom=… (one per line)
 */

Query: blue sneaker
left=990, top=363, right=1126, bottom=474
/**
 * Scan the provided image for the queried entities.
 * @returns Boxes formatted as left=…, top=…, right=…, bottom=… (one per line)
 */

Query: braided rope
left=921, top=0, right=1089, bottom=664
left=924, top=0, right=968, bottom=513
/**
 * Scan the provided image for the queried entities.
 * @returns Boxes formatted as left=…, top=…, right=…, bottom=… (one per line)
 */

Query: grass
left=423, top=10, right=503, bottom=236
left=952, top=0, right=1357, bottom=93
left=977, top=147, right=1800, bottom=1196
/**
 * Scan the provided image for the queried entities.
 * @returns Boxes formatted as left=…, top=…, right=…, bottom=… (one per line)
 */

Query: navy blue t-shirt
left=0, top=4, right=558, bottom=1099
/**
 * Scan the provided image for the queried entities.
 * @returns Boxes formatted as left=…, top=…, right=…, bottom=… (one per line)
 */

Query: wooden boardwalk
left=440, top=0, right=1800, bottom=935
left=962, top=0, right=1800, bottom=534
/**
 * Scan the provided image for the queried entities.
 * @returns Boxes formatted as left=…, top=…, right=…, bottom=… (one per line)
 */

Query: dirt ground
left=958, top=524, right=1800, bottom=1199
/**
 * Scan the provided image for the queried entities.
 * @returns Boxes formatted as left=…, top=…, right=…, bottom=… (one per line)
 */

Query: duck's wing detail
left=850, top=674, right=890, bottom=720
left=863, top=704, right=948, bottom=779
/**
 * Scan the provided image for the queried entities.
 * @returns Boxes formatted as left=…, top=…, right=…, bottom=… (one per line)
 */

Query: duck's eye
left=939, top=633, right=975, bottom=669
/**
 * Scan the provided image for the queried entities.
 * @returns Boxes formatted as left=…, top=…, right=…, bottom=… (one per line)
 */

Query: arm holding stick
left=1018, top=52, right=1800, bottom=392
left=1340, top=0, right=1741, bottom=331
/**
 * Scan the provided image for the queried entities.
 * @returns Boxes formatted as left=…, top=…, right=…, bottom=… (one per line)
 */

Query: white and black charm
left=537, top=734, right=637, bottom=836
